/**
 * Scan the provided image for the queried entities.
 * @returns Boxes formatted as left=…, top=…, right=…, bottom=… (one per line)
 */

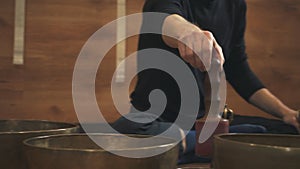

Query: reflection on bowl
left=0, top=120, right=78, bottom=169
left=23, top=133, right=179, bottom=169
left=213, top=134, right=300, bottom=169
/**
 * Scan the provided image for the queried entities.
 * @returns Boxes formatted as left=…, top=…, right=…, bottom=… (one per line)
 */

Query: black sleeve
left=224, top=0, right=265, bottom=101
left=138, top=0, right=186, bottom=50
left=143, top=0, right=184, bottom=16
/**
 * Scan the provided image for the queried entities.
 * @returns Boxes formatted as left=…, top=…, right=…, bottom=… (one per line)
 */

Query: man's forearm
left=249, top=88, right=299, bottom=132
left=162, top=14, right=200, bottom=48
left=249, top=88, right=295, bottom=119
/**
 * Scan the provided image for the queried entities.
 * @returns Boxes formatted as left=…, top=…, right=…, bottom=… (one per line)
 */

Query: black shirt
left=130, top=0, right=265, bottom=122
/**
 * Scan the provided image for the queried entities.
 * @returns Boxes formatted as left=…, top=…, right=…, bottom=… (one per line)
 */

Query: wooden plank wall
left=0, top=0, right=299, bottom=123
left=0, top=0, right=143, bottom=123
left=226, top=0, right=300, bottom=118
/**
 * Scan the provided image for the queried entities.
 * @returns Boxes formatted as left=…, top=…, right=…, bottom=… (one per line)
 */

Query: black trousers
left=231, top=114, right=298, bottom=134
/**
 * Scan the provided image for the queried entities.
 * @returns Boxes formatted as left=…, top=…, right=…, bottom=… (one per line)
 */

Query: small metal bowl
left=213, top=134, right=300, bottom=169
left=0, top=120, right=78, bottom=169
left=23, top=133, right=179, bottom=169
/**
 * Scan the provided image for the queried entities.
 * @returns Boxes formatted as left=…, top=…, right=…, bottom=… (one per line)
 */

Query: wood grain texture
left=0, top=0, right=299, bottom=123
left=0, top=0, right=24, bottom=118
left=226, top=0, right=300, bottom=118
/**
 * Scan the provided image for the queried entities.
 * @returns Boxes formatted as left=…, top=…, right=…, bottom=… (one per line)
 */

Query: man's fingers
left=194, top=52, right=206, bottom=71
left=185, top=46, right=197, bottom=67
left=292, top=119, right=300, bottom=134
left=177, top=30, right=225, bottom=71
left=202, top=31, right=225, bottom=71
left=213, top=41, right=225, bottom=65
left=201, top=31, right=214, bottom=70
left=284, top=114, right=300, bottom=134
left=178, top=42, right=186, bottom=58
left=212, top=46, right=224, bottom=72
left=294, top=113, right=300, bottom=133
left=178, top=42, right=197, bottom=67
left=192, top=33, right=207, bottom=70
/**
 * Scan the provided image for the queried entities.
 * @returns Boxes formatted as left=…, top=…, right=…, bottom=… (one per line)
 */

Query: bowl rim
left=0, top=119, right=78, bottom=135
left=214, top=133, right=300, bottom=151
left=23, top=133, right=179, bottom=152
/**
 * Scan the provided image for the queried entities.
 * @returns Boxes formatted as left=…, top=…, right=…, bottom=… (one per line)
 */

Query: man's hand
left=162, top=14, right=224, bottom=71
left=282, top=110, right=300, bottom=133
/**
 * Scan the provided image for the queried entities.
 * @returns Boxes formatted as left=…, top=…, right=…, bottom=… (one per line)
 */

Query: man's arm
left=223, top=0, right=300, bottom=133
left=249, top=88, right=300, bottom=132
left=162, top=14, right=224, bottom=71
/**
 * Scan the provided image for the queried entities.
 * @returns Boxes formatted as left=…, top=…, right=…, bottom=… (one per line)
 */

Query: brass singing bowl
left=23, top=134, right=179, bottom=169
left=0, top=120, right=78, bottom=169
left=213, top=134, right=300, bottom=169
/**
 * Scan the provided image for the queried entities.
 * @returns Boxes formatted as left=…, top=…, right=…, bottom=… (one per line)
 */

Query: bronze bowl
left=0, top=120, right=78, bottom=169
left=23, top=133, right=179, bottom=169
left=213, top=134, right=300, bottom=169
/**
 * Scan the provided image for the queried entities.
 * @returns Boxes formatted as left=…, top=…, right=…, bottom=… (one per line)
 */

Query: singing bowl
left=0, top=120, right=78, bottom=169
left=213, top=134, right=300, bottom=169
left=23, top=134, right=179, bottom=169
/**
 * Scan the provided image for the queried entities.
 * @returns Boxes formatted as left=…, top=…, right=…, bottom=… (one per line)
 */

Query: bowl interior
left=24, top=134, right=178, bottom=151
left=0, top=120, right=76, bottom=133
left=217, top=134, right=300, bottom=148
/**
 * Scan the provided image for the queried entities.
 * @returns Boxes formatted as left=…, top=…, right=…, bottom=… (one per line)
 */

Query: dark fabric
left=112, top=113, right=288, bottom=165
left=231, top=115, right=299, bottom=134
left=111, top=112, right=174, bottom=136
left=111, top=112, right=185, bottom=159
left=131, top=0, right=265, bottom=123
left=229, top=124, right=267, bottom=133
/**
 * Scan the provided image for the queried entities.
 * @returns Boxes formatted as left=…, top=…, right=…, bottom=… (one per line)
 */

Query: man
left=113, top=0, right=299, bottom=164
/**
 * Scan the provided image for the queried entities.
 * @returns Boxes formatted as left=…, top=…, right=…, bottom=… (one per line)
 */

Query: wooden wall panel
left=0, top=0, right=14, bottom=58
left=226, top=0, right=300, bottom=118
left=21, top=0, right=116, bottom=122
left=0, top=0, right=24, bottom=118
left=0, top=0, right=144, bottom=123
